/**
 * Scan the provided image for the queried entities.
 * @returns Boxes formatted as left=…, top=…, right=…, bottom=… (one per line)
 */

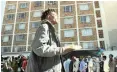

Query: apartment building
left=1, top=1, right=105, bottom=54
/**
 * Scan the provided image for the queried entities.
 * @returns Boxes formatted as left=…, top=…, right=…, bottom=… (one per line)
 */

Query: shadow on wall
left=108, top=29, right=117, bottom=50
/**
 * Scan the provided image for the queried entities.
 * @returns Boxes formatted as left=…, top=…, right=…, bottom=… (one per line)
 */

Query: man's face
left=109, top=55, right=113, bottom=59
left=72, top=56, right=76, bottom=61
left=48, top=12, right=58, bottom=25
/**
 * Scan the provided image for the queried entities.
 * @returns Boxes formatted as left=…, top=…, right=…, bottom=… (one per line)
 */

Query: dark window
left=15, top=34, right=25, bottom=41
left=7, top=14, right=14, bottom=20
left=97, top=19, right=102, bottom=27
left=20, top=3, right=28, bottom=8
left=64, top=6, right=72, bottom=12
left=13, top=46, right=26, bottom=52
left=34, top=1, right=42, bottom=7
left=32, top=22, right=41, bottom=28
left=80, top=16, right=90, bottom=23
left=96, top=10, right=101, bottom=18
left=98, top=30, right=104, bottom=38
left=18, top=13, right=26, bottom=19
left=1, top=47, right=11, bottom=52
left=28, top=46, right=32, bottom=51
left=47, top=1, right=56, bottom=5
left=100, top=41, right=105, bottom=48
left=95, top=1, right=100, bottom=8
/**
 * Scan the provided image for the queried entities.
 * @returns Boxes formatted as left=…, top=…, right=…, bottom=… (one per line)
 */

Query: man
left=100, top=57, right=104, bottom=72
left=79, top=58, right=87, bottom=72
left=64, top=58, right=71, bottom=72
left=94, top=57, right=100, bottom=72
left=25, top=9, right=81, bottom=72
left=109, top=54, right=115, bottom=72
left=103, top=56, right=109, bottom=72
left=114, top=56, right=117, bottom=72
left=96, top=47, right=104, bottom=57
left=69, top=56, right=79, bottom=72
left=88, top=58, right=93, bottom=72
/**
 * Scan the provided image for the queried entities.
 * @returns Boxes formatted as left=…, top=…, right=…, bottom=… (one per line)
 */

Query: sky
left=102, top=1, right=117, bottom=31
left=0, top=0, right=6, bottom=31
left=0, top=1, right=117, bottom=31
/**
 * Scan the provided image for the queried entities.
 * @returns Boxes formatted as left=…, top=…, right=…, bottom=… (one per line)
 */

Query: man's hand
left=62, top=45, right=82, bottom=54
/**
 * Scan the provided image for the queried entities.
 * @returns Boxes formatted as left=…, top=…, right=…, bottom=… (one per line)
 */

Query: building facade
left=1, top=1, right=106, bottom=54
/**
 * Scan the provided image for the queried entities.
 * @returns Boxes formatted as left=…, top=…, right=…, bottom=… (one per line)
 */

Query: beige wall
left=103, top=1, right=117, bottom=31
left=101, top=1, right=117, bottom=49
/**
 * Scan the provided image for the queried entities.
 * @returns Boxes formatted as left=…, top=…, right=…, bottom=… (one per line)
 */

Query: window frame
left=47, top=1, right=56, bottom=5
left=31, top=22, right=41, bottom=28
left=98, top=30, right=104, bottom=38
left=64, top=30, right=75, bottom=37
left=18, top=23, right=25, bottom=30
left=8, top=4, right=15, bottom=10
left=81, top=28, right=93, bottom=36
left=15, top=34, right=25, bottom=41
left=2, top=36, right=9, bottom=42
left=7, top=14, right=14, bottom=20
left=20, top=2, right=28, bottom=8
left=5, top=24, right=12, bottom=31
left=64, top=6, right=72, bottom=12
left=64, top=17, right=74, bottom=24
left=79, top=4, right=89, bottom=11
left=1, top=47, right=11, bottom=52
left=34, top=1, right=42, bottom=7
left=80, top=15, right=90, bottom=23
left=82, top=42, right=94, bottom=49
left=18, top=13, right=26, bottom=19
left=13, top=46, right=26, bottom=52
left=33, top=11, right=42, bottom=17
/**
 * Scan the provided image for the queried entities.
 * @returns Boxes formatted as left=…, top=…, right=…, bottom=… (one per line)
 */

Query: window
left=64, top=6, right=72, bottom=12
left=34, top=1, right=42, bottom=7
left=80, top=16, right=90, bottom=23
left=81, top=28, right=93, bottom=36
left=33, top=11, right=42, bottom=17
left=5, top=25, right=12, bottom=31
left=2, top=36, right=9, bottom=42
left=16, top=35, right=25, bottom=41
left=100, top=41, right=105, bottom=48
left=64, top=43, right=72, bottom=46
left=79, top=4, right=89, bottom=10
left=32, top=34, right=35, bottom=40
left=18, top=23, right=25, bottom=30
left=13, top=46, right=26, bottom=52
left=32, top=22, right=41, bottom=28
left=97, top=20, right=102, bottom=27
left=8, top=5, right=15, bottom=10
left=1, top=47, right=11, bottom=52
left=18, top=13, right=26, bottom=19
left=7, top=14, right=14, bottom=20
left=95, top=1, right=99, bottom=8
left=28, top=46, right=32, bottom=51
left=82, top=42, right=94, bottom=48
left=98, top=30, right=104, bottom=38
left=64, top=17, right=73, bottom=24
left=96, top=10, right=101, bottom=18
left=64, top=30, right=74, bottom=37
left=20, top=3, right=27, bottom=8
left=48, top=1, right=56, bottom=5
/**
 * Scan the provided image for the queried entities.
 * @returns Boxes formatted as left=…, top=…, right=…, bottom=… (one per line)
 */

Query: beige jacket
left=104, top=60, right=109, bottom=72
left=25, top=20, right=63, bottom=72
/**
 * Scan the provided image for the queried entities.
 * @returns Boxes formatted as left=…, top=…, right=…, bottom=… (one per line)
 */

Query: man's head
left=41, top=9, right=58, bottom=25
left=109, top=54, right=113, bottom=59
left=72, top=56, right=77, bottom=61
left=103, top=56, right=107, bottom=61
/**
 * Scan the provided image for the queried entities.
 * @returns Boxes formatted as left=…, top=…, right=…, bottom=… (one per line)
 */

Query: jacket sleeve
left=31, top=24, right=63, bottom=57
